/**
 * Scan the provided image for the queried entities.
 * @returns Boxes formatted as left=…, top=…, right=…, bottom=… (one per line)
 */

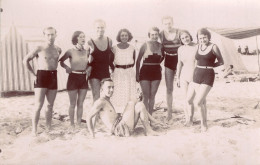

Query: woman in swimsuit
left=159, top=16, right=182, bottom=120
left=88, top=19, right=114, bottom=102
left=136, top=27, right=164, bottom=114
left=59, top=31, right=91, bottom=129
left=187, top=28, right=224, bottom=131
left=176, top=30, right=197, bottom=126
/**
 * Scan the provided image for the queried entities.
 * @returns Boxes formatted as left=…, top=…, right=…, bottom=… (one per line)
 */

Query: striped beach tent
left=0, top=25, right=68, bottom=96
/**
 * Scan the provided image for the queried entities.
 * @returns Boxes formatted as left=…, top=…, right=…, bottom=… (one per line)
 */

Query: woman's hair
left=161, top=16, right=173, bottom=24
left=178, top=30, right=193, bottom=45
left=148, top=27, right=160, bottom=37
left=72, top=31, right=84, bottom=45
left=116, top=28, right=133, bottom=42
left=197, top=28, right=211, bottom=41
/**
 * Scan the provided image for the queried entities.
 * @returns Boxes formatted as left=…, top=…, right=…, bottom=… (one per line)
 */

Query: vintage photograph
left=0, top=0, right=260, bottom=164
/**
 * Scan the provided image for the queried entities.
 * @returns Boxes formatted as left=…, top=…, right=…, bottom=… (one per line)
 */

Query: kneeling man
left=87, top=78, right=160, bottom=138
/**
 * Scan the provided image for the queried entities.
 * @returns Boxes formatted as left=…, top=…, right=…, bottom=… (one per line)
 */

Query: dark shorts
left=89, top=66, right=110, bottom=81
left=34, top=70, right=57, bottom=89
left=67, top=73, right=88, bottom=90
left=139, top=65, right=162, bottom=81
left=193, top=68, right=215, bottom=87
left=164, top=55, right=178, bottom=70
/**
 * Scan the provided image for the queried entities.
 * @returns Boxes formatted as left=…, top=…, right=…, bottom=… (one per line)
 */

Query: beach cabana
left=0, top=25, right=68, bottom=97
left=208, top=27, right=260, bottom=73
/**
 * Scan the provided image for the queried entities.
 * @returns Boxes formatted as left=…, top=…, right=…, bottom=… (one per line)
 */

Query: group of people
left=23, top=16, right=224, bottom=137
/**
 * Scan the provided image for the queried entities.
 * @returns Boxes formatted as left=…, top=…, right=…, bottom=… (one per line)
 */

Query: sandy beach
left=1, top=75, right=260, bottom=164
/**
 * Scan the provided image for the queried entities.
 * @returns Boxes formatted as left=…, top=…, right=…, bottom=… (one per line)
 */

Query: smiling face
left=162, top=18, right=173, bottom=32
left=77, top=33, right=85, bottom=45
left=149, top=30, right=159, bottom=41
left=198, top=34, right=210, bottom=45
left=180, top=32, right=191, bottom=45
left=101, top=81, right=114, bottom=98
left=120, top=31, right=129, bottom=43
left=94, top=22, right=106, bottom=37
left=44, top=29, right=57, bottom=45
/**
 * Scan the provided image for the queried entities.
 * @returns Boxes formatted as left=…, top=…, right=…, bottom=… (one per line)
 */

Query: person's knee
left=166, top=87, right=173, bottom=94
left=35, top=102, right=44, bottom=111
left=46, top=103, right=54, bottom=110
left=149, top=94, right=155, bottom=100
left=194, top=99, right=203, bottom=108
left=69, top=103, right=76, bottom=109
left=187, top=98, right=194, bottom=105
left=77, top=101, right=84, bottom=108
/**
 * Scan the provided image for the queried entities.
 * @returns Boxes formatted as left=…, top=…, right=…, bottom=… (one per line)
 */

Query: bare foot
left=167, top=111, right=172, bottom=121
left=67, top=125, right=75, bottom=134
left=184, top=120, right=193, bottom=127
left=31, top=131, right=38, bottom=137
left=201, top=125, right=208, bottom=132
left=146, top=130, right=160, bottom=136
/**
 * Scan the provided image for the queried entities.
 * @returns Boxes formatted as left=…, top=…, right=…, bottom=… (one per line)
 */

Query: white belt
left=197, top=66, right=214, bottom=69
left=71, top=71, right=86, bottom=74
left=165, top=52, right=177, bottom=56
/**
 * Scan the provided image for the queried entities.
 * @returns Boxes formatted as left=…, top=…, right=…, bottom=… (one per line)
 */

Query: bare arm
left=23, top=46, right=41, bottom=76
left=86, top=100, right=105, bottom=138
left=176, top=48, right=183, bottom=87
left=212, top=44, right=224, bottom=67
left=108, top=38, right=115, bottom=72
left=132, top=50, right=136, bottom=66
left=59, top=50, right=72, bottom=73
left=136, top=43, right=146, bottom=82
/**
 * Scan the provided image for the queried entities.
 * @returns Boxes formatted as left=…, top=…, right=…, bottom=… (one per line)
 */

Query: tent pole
left=256, top=36, right=260, bottom=76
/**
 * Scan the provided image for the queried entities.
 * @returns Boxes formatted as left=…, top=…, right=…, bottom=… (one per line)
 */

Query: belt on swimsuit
left=71, top=71, right=86, bottom=74
left=196, top=66, right=214, bottom=69
left=165, top=52, right=177, bottom=56
left=143, top=63, right=160, bottom=65
left=115, top=64, right=134, bottom=69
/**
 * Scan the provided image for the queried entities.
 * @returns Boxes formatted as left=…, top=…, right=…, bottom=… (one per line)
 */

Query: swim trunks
left=160, top=30, right=182, bottom=70
left=34, top=70, right=57, bottom=89
left=67, top=73, right=88, bottom=90
left=89, top=37, right=113, bottom=81
left=111, top=114, right=130, bottom=137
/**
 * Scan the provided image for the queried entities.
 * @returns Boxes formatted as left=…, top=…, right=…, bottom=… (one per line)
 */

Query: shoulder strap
left=91, top=39, right=97, bottom=50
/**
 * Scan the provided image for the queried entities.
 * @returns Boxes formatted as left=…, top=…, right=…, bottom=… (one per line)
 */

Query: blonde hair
left=94, top=19, right=106, bottom=28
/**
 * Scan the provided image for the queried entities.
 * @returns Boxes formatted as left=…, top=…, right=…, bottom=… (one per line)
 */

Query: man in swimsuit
left=23, top=27, right=62, bottom=136
left=87, top=78, right=161, bottom=138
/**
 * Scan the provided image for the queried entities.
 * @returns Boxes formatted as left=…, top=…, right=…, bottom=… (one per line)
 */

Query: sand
left=1, top=76, right=260, bottom=165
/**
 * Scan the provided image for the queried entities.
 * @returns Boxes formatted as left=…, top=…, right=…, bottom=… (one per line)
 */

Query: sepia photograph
left=0, top=0, right=260, bottom=164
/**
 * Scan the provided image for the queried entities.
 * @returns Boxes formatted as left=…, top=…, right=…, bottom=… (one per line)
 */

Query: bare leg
left=149, top=80, right=161, bottom=114
left=193, top=84, right=211, bottom=132
left=133, top=102, right=160, bottom=136
left=185, top=82, right=196, bottom=126
left=68, top=90, right=78, bottom=128
left=89, top=78, right=101, bottom=127
left=181, top=80, right=189, bottom=123
left=89, top=78, right=101, bottom=102
left=32, top=88, right=47, bottom=135
left=165, top=67, right=175, bottom=120
left=140, top=80, right=151, bottom=114
left=76, top=89, right=87, bottom=125
left=45, top=89, right=57, bottom=132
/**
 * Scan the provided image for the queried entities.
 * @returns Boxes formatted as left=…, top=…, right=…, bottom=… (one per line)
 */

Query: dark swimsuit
left=193, top=45, right=217, bottom=87
left=89, top=38, right=113, bottom=80
left=139, top=42, right=164, bottom=81
left=160, top=30, right=182, bottom=71
left=34, top=70, right=57, bottom=89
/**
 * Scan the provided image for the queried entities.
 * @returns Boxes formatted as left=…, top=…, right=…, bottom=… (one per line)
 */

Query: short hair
left=116, top=28, right=133, bottom=42
left=101, top=78, right=113, bottom=87
left=178, top=30, right=193, bottom=45
left=94, top=19, right=106, bottom=28
left=162, top=16, right=173, bottom=24
left=148, top=27, right=160, bottom=38
left=197, top=28, right=211, bottom=41
left=72, top=31, right=84, bottom=45
left=43, top=27, right=57, bottom=35
left=230, top=65, right=234, bottom=69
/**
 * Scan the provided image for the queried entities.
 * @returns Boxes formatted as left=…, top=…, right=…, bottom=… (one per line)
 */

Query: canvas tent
left=208, top=27, right=260, bottom=73
left=0, top=25, right=68, bottom=96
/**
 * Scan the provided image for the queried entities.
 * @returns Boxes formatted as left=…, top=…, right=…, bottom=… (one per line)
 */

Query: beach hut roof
left=208, top=27, right=260, bottom=39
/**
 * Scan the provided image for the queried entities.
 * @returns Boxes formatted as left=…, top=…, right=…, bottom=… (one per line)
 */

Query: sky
left=1, top=0, right=260, bottom=49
